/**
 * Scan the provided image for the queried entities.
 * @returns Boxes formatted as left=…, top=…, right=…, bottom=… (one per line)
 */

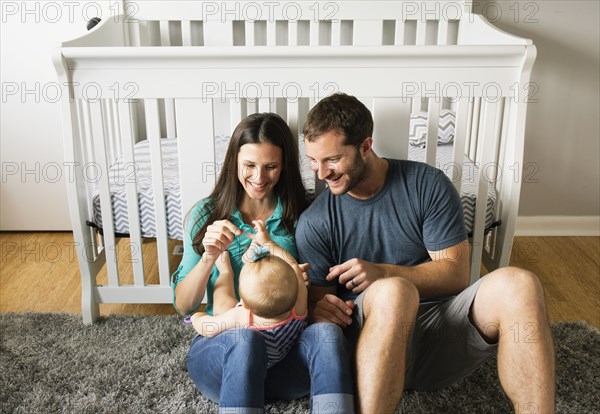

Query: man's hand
left=326, top=258, right=386, bottom=293
left=312, top=294, right=355, bottom=327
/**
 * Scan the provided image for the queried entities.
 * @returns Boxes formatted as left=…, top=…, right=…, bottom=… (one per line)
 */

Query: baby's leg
left=213, top=251, right=238, bottom=315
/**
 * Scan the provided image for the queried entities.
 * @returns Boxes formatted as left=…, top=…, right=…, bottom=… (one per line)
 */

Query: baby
left=189, top=220, right=308, bottom=368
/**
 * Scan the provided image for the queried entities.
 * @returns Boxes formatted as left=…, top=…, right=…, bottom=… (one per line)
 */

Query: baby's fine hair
left=239, top=255, right=298, bottom=319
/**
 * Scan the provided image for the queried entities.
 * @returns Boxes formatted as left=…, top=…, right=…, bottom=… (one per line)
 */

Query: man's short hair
left=303, top=92, right=374, bottom=147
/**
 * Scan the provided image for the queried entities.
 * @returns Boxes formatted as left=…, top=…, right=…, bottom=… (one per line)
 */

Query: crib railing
left=54, top=1, right=535, bottom=323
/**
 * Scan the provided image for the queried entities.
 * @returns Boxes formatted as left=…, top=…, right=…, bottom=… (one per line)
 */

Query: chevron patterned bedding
left=91, top=137, right=495, bottom=241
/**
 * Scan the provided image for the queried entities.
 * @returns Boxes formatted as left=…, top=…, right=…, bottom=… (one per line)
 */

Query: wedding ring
left=349, top=279, right=356, bottom=289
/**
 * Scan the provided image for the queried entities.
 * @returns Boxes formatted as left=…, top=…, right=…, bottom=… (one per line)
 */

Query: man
left=296, top=93, right=555, bottom=413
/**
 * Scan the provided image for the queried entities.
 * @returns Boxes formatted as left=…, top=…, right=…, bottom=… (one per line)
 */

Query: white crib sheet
left=92, top=138, right=496, bottom=241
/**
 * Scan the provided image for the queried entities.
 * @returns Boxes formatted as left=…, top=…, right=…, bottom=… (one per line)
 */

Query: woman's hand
left=202, top=220, right=242, bottom=258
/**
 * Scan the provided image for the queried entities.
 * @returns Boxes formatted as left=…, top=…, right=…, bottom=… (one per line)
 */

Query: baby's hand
left=215, top=251, right=233, bottom=274
left=250, top=220, right=272, bottom=245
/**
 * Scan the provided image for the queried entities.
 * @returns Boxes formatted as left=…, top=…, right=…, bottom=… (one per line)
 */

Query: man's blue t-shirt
left=296, top=159, right=468, bottom=301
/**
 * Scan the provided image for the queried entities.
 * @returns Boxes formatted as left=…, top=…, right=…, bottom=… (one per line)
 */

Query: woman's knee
left=188, top=329, right=268, bottom=371
left=300, top=323, right=350, bottom=359
left=225, top=328, right=268, bottom=360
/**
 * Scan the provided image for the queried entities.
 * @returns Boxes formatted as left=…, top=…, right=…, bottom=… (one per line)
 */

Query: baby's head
left=238, top=255, right=297, bottom=319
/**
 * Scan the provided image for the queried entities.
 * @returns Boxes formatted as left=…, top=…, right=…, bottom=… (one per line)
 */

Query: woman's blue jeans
left=186, top=322, right=354, bottom=413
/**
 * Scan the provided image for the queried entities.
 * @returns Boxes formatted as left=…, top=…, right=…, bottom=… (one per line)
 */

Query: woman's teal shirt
left=171, top=197, right=298, bottom=316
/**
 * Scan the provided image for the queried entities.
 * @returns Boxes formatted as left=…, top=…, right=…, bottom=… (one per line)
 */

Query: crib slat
left=117, top=101, right=146, bottom=286
left=495, top=98, right=521, bottom=267
left=109, top=100, right=123, bottom=159
left=245, top=22, right=255, bottom=46
left=159, top=21, right=171, bottom=46
left=331, top=21, right=342, bottom=46
left=181, top=20, right=193, bottom=46
left=395, top=20, right=406, bottom=45
left=372, top=98, right=410, bottom=160
left=103, top=100, right=117, bottom=164
left=437, top=19, right=449, bottom=45
left=470, top=101, right=499, bottom=283
left=309, top=20, right=319, bottom=45
left=127, top=20, right=141, bottom=47
left=469, top=98, right=482, bottom=162
left=259, top=98, right=272, bottom=113
left=230, top=100, right=243, bottom=133
left=416, top=20, right=427, bottom=45
left=353, top=20, right=383, bottom=46
left=452, top=98, right=470, bottom=193
left=412, top=97, right=424, bottom=113
left=77, top=100, right=96, bottom=224
left=164, top=99, right=177, bottom=138
left=288, top=21, right=298, bottom=46
left=287, top=100, right=299, bottom=140
left=266, top=21, right=276, bottom=46
left=90, top=100, right=120, bottom=286
left=484, top=98, right=508, bottom=266
left=145, top=100, right=170, bottom=287
left=425, top=99, right=441, bottom=166
left=175, top=99, right=216, bottom=224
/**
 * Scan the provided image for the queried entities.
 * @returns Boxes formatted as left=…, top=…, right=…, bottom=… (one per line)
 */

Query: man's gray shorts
left=344, top=276, right=498, bottom=391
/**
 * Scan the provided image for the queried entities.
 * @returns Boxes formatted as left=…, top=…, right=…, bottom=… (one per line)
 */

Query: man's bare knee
left=363, top=278, right=419, bottom=322
left=488, top=267, right=546, bottom=309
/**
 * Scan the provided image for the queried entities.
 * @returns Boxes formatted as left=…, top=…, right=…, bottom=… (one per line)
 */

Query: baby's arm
left=189, top=306, right=245, bottom=338
left=292, top=264, right=308, bottom=316
left=212, top=251, right=239, bottom=315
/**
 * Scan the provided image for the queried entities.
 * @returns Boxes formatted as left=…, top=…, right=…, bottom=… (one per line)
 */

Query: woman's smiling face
left=237, top=142, right=283, bottom=201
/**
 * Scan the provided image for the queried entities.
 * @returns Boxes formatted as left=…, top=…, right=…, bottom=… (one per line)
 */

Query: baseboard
left=516, top=216, right=600, bottom=236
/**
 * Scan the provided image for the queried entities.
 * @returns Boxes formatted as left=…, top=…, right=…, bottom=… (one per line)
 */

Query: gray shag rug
left=1, top=313, right=598, bottom=414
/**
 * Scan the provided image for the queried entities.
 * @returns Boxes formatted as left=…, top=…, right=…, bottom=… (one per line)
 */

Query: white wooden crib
left=53, top=0, right=536, bottom=323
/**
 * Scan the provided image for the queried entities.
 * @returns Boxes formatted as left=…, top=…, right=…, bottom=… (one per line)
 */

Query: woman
left=171, top=113, right=354, bottom=413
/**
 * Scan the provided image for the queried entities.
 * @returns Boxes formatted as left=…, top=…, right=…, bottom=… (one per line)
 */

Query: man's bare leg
left=471, top=267, right=556, bottom=414
left=355, top=277, right=419, bottom=413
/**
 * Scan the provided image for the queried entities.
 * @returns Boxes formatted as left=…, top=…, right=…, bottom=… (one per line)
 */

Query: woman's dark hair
left=303, top=92, right=373, bottom=148
left=190, top=113, right=308, bottom=254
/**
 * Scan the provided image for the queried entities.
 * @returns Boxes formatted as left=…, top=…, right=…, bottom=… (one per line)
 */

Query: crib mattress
left=92, top=137, right=496, bottom=241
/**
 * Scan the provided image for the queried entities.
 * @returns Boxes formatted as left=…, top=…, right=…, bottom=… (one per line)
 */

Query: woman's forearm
left=174, top=252, right=216, bottom=315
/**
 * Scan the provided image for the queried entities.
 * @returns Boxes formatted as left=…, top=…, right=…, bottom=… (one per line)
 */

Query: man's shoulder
left=297, top=190, right=332, bottom=230
left=302, top=189, right=333, bottom=215
left=387, top=158, right=444, bottom=186
left=388, top=158, right=441, bottom=175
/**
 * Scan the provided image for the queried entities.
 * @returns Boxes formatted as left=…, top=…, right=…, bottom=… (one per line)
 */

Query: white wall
left=1, top=1, right=111, bottom=230
left=474, top=0, right=600, bottom=218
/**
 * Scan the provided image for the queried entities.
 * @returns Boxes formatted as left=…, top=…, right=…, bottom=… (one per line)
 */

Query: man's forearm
left=380, top=241, right=471, bottom=297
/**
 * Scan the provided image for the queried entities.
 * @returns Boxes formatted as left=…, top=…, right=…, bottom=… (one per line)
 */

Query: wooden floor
left=1, top=232, right=598, bottom=328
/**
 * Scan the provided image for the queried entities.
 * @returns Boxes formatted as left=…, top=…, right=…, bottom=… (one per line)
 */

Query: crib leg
left=81, top=280, right=99, bottom=324
left=80, top=260, right=100, bottom=324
